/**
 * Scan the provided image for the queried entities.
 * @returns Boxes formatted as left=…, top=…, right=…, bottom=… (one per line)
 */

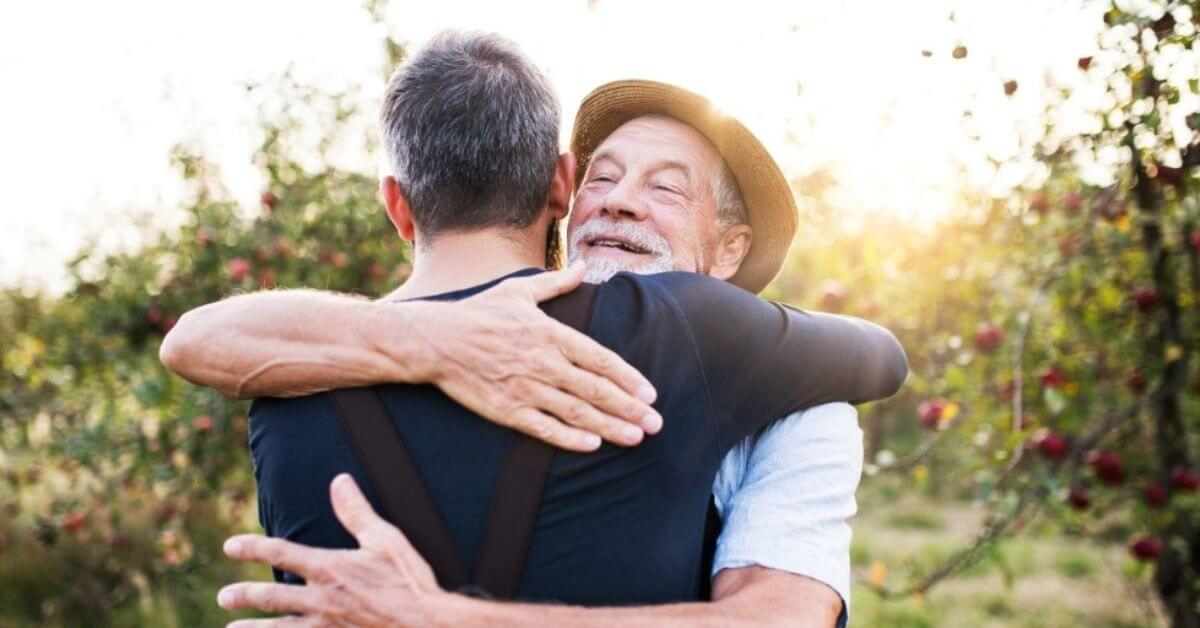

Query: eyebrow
left=589, top=149, right=619, bottom=169
left=589, top=150, right=693, bottom=182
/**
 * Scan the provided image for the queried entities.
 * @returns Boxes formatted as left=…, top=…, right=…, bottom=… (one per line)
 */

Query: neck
left=388, top=227, right=547, bottom=300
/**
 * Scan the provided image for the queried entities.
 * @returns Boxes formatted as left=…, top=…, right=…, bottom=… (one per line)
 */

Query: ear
left=546, top=152, right=577, bottom=221
left=707, top=224, right=753, bottom=282
left=380, top=176, right=416, bottom=243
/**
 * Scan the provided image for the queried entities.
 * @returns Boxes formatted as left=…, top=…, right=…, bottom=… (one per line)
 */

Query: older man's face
left=567, top=115, right=731, bottom=283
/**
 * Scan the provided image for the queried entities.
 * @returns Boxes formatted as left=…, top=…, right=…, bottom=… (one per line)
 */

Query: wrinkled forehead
left=588, top=114, right=724, bottom=180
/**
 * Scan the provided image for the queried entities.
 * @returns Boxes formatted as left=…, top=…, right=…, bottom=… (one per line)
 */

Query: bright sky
left=0, top=0, right=1108, bottom=291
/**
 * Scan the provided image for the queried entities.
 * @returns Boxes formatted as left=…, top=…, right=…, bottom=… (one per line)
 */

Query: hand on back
left=422, top=261, right=661, bottom=452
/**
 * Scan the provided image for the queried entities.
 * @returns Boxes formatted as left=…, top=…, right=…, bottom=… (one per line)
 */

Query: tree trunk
left=1130, top=140, right=1199, bottom=628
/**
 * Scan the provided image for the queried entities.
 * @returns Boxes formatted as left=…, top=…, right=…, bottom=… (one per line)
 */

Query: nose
left=600, top=178, right=648, bottom=221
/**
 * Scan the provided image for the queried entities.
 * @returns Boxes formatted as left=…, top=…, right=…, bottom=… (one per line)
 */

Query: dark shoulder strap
left=470, top=284, right=600, bottom=598
left=328, top=387, right=471, bottom=589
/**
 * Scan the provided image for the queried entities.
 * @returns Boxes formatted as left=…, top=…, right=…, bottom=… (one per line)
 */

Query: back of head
left=380, top=31, right=561, bottom=239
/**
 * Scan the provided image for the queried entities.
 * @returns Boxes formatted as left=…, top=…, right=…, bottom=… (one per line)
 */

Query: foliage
left=780, top=1, right=1200, bottom=622
left=0, top=67, right=407, bottom=624
left=1, top=0, right=1199, bottom=624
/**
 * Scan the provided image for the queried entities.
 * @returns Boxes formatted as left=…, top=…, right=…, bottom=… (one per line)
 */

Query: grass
left=850, top=491, right=1164, bottom=627
left=885, top=509, right=947, bottom=530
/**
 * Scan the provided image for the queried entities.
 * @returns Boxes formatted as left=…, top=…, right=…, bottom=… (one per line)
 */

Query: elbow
left=158, top=315, right=191, bottom=375
left=158, top=305, right=249, bottom=399
left=881, top=334, right=909, bottom=398
left=159, top=310, right=220, bottom=385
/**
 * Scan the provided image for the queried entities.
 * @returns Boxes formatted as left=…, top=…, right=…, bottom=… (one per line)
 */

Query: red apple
left=62, top=511, right=86, bottom=534
left=156, top=502, right=178, bottom=524
left=973, top=323, right=1004, bottom=352
left=110, top=532, right=134, bottom=552
left=1171, top=467, right=1199, bottom=492
left=1059, top=233, right=1080, bottom=257
left=1126, top=369, right=1147, bottom=393
left=1131, top=288, right=1160, bottom=313
left=162, top=316, right=178, bottom=334
left=228, top=258, right=251, bottom=283
left=196, top=228, right=215, bottom=247
left=1078, top=56, right=1093, bottom=70
left=261, top=191, right=279, bottom=210
left=1142, top=484, right=1167, bottom=508
left=1030, top=194, right=1049, bottom=214
left=331, top=252, right=350, bottom=269
left=1129, top=536, right=1163, bottom=561
left=1062, top=192, right=1083, bottom=212
left=146, top=306, right=164, bottom=326
left=367, top=262, right=387, bottom=281
left=1038, top=366, right=1066, bottom=389
left=193, top=414, right=214, bottom=432
left=274, top=236, right=294, bottom=258
left=917, top=399, right=947, bottom=430
left=1036, top=431, right=1069, bottom=460
left=1067, top=486, right=1091, bottom=510
left=1003, top=80, right=1018, bottom=95
left=1190, top=231, right=1200, bottom=252
left=818, top=279, right=848, bottom=312
left=1087, top=451, right=1125, bottom=486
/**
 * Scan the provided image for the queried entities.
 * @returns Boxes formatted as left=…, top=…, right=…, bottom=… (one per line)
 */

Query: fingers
left=329, top=473, right=422, bottom=560
left=329, top=474, right=395, bottom=545
left=217, top=581, right=323, bottom=615
left=553, top=362, right=661, bottom=435
left=223, top=534, right=330, bottom=580
left=508, top=407, right=603, bottom=452
left=519, top=260, right=587, bottom=302
left=553, top=326, right=659, bottom=430
left=533, top=384, right=644, bottom=446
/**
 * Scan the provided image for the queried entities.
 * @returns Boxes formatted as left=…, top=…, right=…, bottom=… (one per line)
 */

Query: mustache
left=569, top=218, right=672, bottom=257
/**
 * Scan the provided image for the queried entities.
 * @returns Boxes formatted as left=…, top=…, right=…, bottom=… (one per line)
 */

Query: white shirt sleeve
left=710, top=403, right=863, bottom=625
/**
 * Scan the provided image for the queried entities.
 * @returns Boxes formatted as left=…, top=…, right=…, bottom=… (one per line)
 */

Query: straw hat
left=570, top=79, right=798, bottom=294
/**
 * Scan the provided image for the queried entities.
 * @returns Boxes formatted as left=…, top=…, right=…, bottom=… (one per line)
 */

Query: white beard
left=568, top=218, right=676, bottom=283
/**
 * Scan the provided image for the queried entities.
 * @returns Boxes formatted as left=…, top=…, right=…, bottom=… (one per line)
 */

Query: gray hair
left=714, top=163, right=747, bottom=229
left=379, top=30, right=561, bottom=239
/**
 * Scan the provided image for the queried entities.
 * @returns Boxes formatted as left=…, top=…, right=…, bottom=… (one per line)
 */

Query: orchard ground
left=854, top=485, right=1163, bottom=627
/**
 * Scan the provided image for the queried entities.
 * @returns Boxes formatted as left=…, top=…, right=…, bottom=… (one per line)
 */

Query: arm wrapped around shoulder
left=645, top=271, right=907, bottom=447
left=789, top=307, right=908, bottom=404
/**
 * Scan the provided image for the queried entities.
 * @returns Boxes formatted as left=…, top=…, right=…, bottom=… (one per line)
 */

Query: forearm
left=433, top=568, right=838, bottom=628
left=783, top=308, right=908, bottom=404
left=159, top=290, right=435, bottom=398
left=436, top=597, right=743, bottom=628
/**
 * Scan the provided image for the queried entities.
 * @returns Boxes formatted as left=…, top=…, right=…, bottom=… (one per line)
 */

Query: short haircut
left=380, top=31, right=561, bottom=239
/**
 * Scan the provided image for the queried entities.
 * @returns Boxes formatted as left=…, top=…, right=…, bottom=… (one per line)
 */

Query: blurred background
left=1, top=0, right=1198, bottom=625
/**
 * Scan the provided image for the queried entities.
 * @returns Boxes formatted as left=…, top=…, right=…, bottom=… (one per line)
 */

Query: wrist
left=423, top=591, right=485, bottom=627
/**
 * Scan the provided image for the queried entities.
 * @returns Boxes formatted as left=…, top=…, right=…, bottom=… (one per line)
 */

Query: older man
left=162, top=32, right=902, bottom=627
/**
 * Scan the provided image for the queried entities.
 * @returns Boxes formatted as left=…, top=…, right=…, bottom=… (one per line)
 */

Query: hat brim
left=569, top=80, right=797, bottom=294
